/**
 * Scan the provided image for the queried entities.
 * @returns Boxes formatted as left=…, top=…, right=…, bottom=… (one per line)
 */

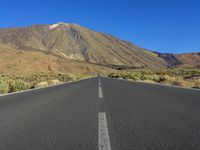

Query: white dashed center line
left=99, top=78, right=103, bottom=99
left=98, top=112, right=112, bottom=150
left=99, top=86, right=103, bottom=99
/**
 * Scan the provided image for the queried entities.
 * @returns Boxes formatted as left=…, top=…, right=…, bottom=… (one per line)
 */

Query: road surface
left=0, top=77, right=200, bottom=150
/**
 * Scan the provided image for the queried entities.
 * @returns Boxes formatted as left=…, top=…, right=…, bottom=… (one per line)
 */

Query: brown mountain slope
left=175, top=53, right=200, bottom=66
left=159, top=53, right=200, bottom=68
left=0, top=22, right=167, bottom=69
left=0, top=43, right=114, bottom=74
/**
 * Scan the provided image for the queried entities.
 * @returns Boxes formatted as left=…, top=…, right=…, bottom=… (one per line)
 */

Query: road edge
left=103, top=77, right=200, bottom=91
left=0, top=77, right=95, bottom=97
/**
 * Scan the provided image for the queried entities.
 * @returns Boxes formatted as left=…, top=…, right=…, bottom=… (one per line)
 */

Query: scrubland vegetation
left=0, top=69, right=199, bottom=95
left=108, top=69, right=200, bottom=89
left=0, top=72, right=92, bottom=94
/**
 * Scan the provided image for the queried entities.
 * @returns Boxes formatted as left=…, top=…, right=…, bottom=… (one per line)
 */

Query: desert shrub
left=193, top=79, right=200, bottom=88
left=107, top=69, right=200, bottom=88
left=57, top=74, right=74, bottom=82
left=0, top=77, right=9, bottom=94
left=131, top=75, right=141, bottom=81
left=169, top=77, right=191, bottom=87
left=0, top=72, right=92, bottom=93
left=9, top=79, right=31, bottom=92
left=122, top=73, right=132, bottom=79
left=48, top=80, right=60, bottom=85
left=141, top=74, right=152, bottom=80
left=160, top=75, right=171, bottom=81
left=151, top=74, right=161, bottom=82
left=108, top=73, right=114, bottom=78
left=166, top=69, right=200, bottom=78
left=170, top=78, right=184, bottom=86
left=34, top=81, right=48, bottom=88
left=109, top=71, right=163, bottom=82
left=140, top=69, right=154, bottom=75
left=132, top=72, right=142, bottom=80
left=108, top=72, right=122, bottom=78
left=76, top=74, right=93, bottom=80
left=66, top=73, right=77, bottom=80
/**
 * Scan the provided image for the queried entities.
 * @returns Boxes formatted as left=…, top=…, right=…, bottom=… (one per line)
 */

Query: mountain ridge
left=0, top=22, right=199, bottom=71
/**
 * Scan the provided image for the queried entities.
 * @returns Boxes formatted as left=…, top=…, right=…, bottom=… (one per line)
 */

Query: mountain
left=0, top=22, right=199, bottom=72
left=0, top=22, right=168, bottom=69
left=159, top=52, right=200, bottom=68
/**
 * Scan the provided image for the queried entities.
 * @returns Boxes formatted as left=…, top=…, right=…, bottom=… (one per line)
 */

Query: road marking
left=99, top=79, right=101, bottom=86
left=99, top=86, right=103, bottom=99
left=98, top=112, right=112, bottom=150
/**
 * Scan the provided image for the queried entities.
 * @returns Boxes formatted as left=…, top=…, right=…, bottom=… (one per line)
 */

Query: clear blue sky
left=0, top=0, right=199, bottom=53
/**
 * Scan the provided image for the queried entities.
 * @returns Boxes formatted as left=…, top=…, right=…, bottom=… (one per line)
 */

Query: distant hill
left=158, top=52, right=200, bottom=68
left=0, top=22, right=199, bottom=73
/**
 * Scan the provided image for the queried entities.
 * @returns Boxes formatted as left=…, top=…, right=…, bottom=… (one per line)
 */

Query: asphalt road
left=0, top=77, right=200, bottom=150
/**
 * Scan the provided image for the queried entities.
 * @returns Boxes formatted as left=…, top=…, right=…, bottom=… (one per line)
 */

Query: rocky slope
left=0, top=22, right=199, bottom=70
left=0, top=43, right=114, bottom=74
left=0, top=22, right=167, bottom=69
left=159, top=52, right=200, bottom=68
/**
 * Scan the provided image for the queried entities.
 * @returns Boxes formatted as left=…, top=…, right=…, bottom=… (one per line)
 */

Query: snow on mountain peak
left=49, top=22, right=69, bottom=30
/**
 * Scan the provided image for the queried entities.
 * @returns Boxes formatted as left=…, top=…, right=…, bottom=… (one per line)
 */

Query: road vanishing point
left=0, top=77, right=200, bottom=150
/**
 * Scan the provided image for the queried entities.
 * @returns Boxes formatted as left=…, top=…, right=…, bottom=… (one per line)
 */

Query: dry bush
left=192, top=79, right=200, bottom=88
left=48, top=80, right=60, bottom=85
left=8, top=79, right=31, bottom=92
left=35, top=81, right=48, bottom=88
left=169, top=77, right=192, bottom=87
left=0, top=77, right=9, bottom=94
